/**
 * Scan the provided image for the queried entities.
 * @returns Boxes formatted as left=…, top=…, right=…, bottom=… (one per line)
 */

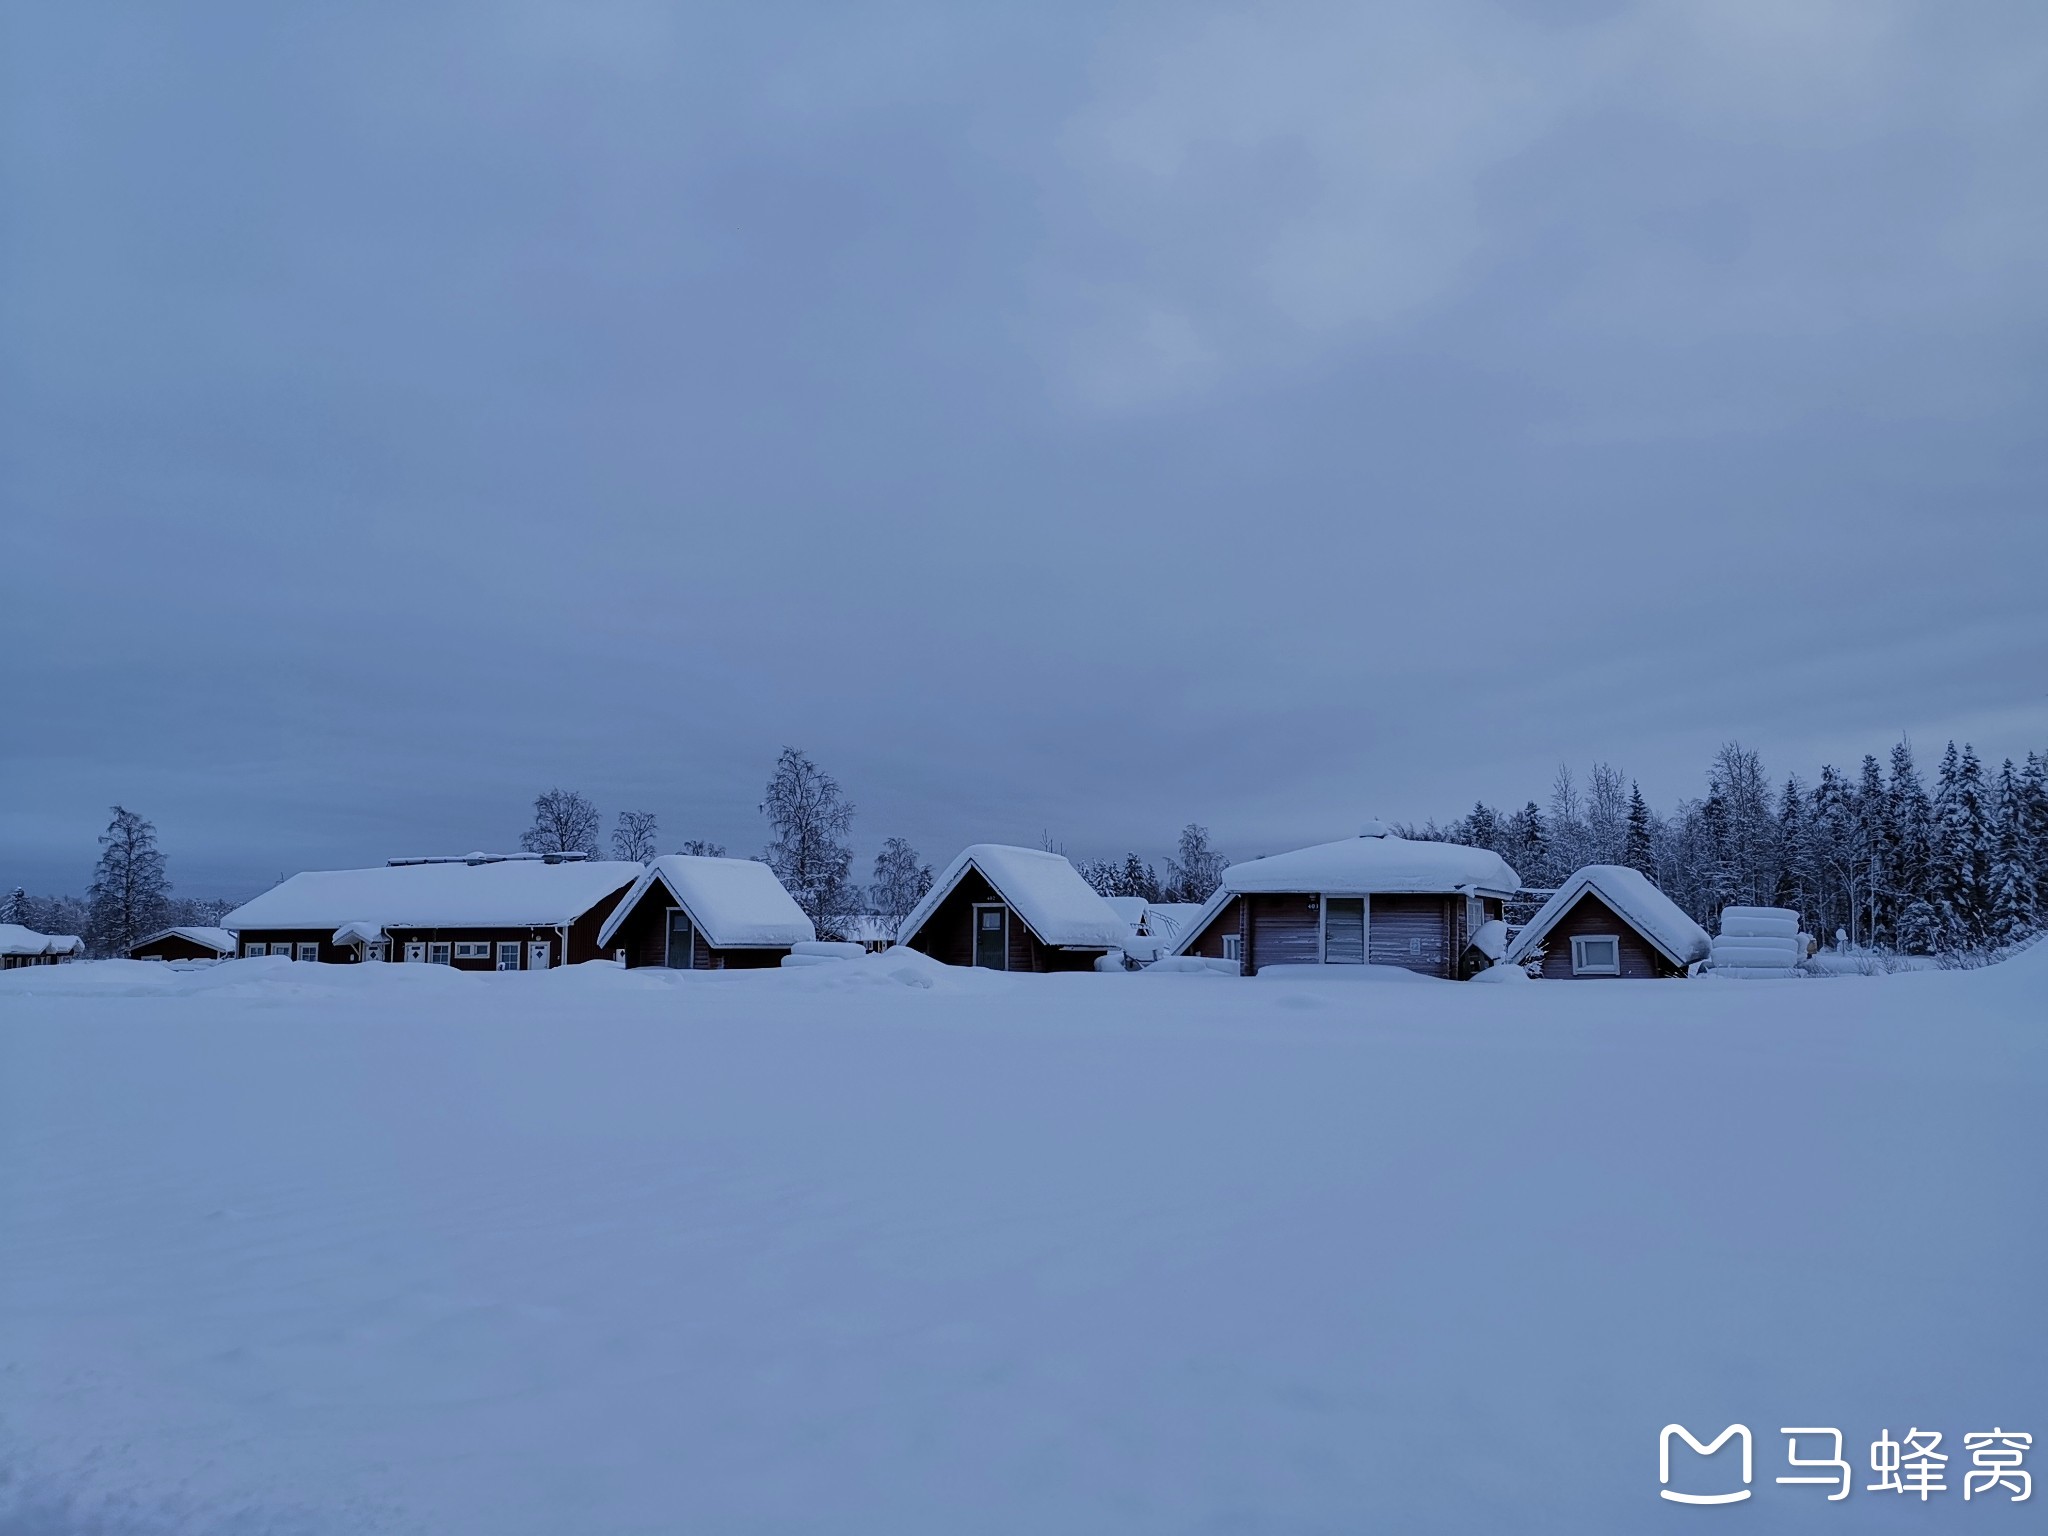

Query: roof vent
left=1358, top=818, right=1389, bottom=839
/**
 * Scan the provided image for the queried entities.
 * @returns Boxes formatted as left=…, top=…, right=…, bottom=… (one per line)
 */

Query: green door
left=973, top=904, right=1007, bottom=970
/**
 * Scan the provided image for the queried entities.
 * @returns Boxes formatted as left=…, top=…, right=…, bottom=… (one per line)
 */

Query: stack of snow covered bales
left=1710, top=906, right=1802, bottom=978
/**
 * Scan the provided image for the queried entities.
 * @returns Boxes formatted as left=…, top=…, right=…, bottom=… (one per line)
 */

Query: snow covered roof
left=1218, top=828, right=1520, bottom=897
left=1505, top=865, right=1711, bottom=970
left=331, top=921, right=386, bottom=947
left=222, top=860, right=643, bottom=934
left=0, top=923, right=83, bottom=957
left=1102, top=896, right=1150, bottom=932
left=595, top=856, right=815, bottom=950
left=127, top=926, right=236, bottom=955
left=1141, top=902, right=1207, bottom=939
left=899, top=845, right=1132, bottom=951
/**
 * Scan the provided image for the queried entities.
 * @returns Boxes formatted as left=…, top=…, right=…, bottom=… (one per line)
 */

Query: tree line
left=1406, top=739, right=2048, bottom=955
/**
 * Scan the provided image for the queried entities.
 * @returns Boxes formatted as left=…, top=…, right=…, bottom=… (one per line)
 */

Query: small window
left=453, top=941, right=492, bottom=960
left=244, top=943, right=267, bottom=957
left=981, top=910, right=1003, bottom=930
left=1571, top=935, right=1621, bottom=976
left=496, top=942, right=521, bottom=971
left=296, top=942, right=319, bottom=963
left=1221, top=934, right=1241, bottom=962
left=429, top=942, right=453, bottom=965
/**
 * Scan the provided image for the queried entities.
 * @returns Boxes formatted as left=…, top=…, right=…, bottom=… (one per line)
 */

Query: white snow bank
left=597, top=856, right=814, bottom=950
left=900, top=845, right=1131, bottom=950
left=224, top=859, right=643, bottom=932
left=1220, top=830, right=1519, bottom=896
left=1469, top=918, right=1509, bottom=961
left=1505, top=865, right=1711, bottom=969
left=3, top=944, right=2045, bottom=1532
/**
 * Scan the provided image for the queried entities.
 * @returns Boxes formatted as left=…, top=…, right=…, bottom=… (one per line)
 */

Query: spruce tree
left=1886, top=741, right=1936, bottom=949
left=1772, top=775, right=1809, bottom=919
left=1853, top=754, right=1888, bottom=945
left=1987, top=759, right=2035, bottom=944
left=1933, top=742, right=1993, bottom=949
left=1623, top=783, right=1655, bottom=878
left=88, top=806, right=170, bottom=955
left=1, top=887, right=27, bottom=926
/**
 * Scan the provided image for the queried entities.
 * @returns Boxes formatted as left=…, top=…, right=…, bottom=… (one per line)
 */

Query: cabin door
left=666, top=909, right=695, bottom=969
left=403, top=941, right=426, bottom=964
left=973, top=904, right=1008, bottom=970
left=1322, top=897, right=1365, bottom=964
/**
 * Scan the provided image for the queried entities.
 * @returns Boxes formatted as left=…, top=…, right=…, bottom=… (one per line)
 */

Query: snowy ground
left=3, top=949, right=2043, bottom=1534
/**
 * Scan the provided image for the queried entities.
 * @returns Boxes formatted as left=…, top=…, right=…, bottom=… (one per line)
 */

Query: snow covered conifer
left=88, top=805, right=170, bottom=955
left=1, top=887, right=27, bottom=925
left=1987, top=759, right=2035, bottom=944
left=1623, top=784, right=1654, bottom=877
left=1932, top=742, right=1993, bottom=949
left=1122, top=852, right=1160, bottom=902
left=869, top=837, right=933, bottom=937
left=1772, top=775, right=1809, bottom=920
left=760, top=747, right=858, bottom=937
left=610, top=810, right=659, bottom=865
left=522, top=789, right=601, bottom=858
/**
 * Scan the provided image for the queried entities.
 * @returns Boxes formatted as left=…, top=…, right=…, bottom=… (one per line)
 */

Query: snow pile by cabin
left=1504, top=864, right=1712, bottom=979
left=1170, top=821, right=1520, bottom=977
left=898, top=844, right=1132, bottom=971
left=596, top=854, right=816, bottom=968
left=1707, top=904, right=1805, bottom=978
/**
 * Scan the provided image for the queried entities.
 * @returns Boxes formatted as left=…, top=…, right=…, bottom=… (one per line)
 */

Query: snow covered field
left=4, top=950, right=2043, bottom=1534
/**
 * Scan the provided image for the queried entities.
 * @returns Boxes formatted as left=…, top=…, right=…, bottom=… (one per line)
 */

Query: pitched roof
left=0, top=923, right=84, bottom=957
left=1504, top=865, right=1711, bottom=970
left=899, top=845, right=1131, bottom=951
left=1219, top=828, right=1520, bottom=897
left=127, top=926, right=236, bottom=955
left=595, top=855, right=814, bottom=950
left=222, top=860, right=642, bottom=933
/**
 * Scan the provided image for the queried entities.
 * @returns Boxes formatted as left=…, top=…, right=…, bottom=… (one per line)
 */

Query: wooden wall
left=129, top=934, right=230, bottom=962
left=1246, top=893, right=1320, bottom=970
left=1369, top=895, right=1452, bottom=977
left=1531, top=891, right=1675, bottom=979
left=903, top=864, right=1106, bottom=971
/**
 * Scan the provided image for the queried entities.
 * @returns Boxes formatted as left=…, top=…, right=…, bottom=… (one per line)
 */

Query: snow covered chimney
left=1358, top=818, right=1389, bottom=839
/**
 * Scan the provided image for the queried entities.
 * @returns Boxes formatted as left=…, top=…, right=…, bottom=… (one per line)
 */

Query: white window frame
left=496, top=942, right=521, bottom=971
left=244, top=942, right=268, bottom=957
left=1221, top=933, right=1240, bottom=963
left=1571, top=934, right=1622, bottom=976
left=296, top=942, right=319, bottom=963
left=452, top=941, right=492, bottom=961
left=429, top=942, right=453, bottom=965
left=665, top=906, right=696, bottom=969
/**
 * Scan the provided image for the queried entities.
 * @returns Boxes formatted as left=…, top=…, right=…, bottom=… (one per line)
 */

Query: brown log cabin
left=1169, top=824, right=1521, bottom=979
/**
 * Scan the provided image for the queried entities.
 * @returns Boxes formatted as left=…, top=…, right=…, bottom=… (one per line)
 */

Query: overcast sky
left=4, top=1, right=2045, bottom=898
